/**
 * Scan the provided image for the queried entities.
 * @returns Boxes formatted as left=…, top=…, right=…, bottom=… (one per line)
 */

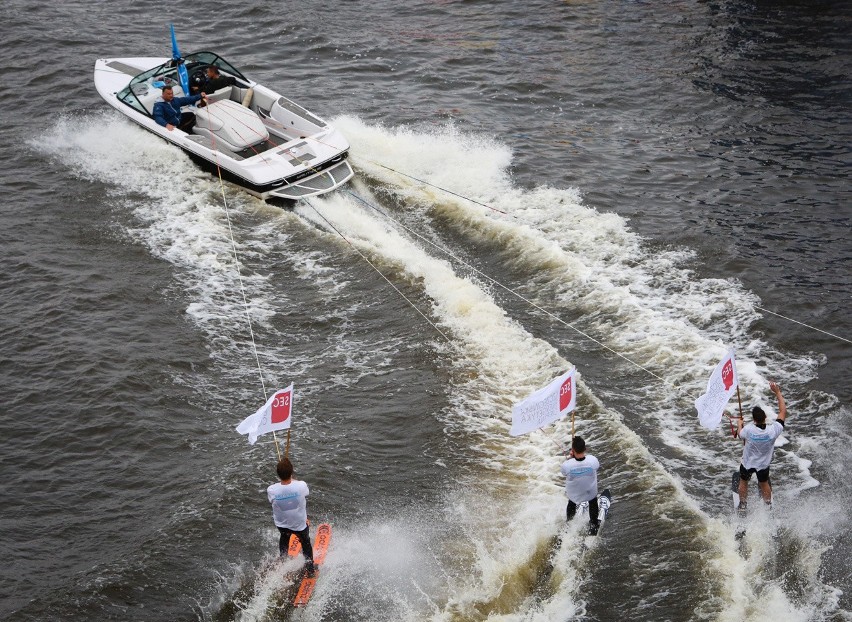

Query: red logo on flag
left=560, top=377, right=572, bottom=411
left=271, top=390, right=291, bottom=424
left=721, top=359, right=734, bottom=390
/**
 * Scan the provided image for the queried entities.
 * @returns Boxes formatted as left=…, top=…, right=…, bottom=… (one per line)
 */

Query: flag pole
left=284, top=429, right=291, bottom=458
left=736, top=386, right=744, bottom=419
left=571, top=410, right=575, bottom=440
left=735, top=386, right=746, bottom=443
left=272, top=431, right=282, bottom=461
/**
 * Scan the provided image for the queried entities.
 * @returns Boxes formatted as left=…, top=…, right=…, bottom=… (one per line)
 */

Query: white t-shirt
left=267, top=480, right=309, bottom=530
left=560, top=455, right=600, bottom=503
left=739, top=421, right=785, bottom=470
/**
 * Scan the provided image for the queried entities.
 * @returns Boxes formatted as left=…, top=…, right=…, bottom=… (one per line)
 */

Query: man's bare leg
left=758, top=480, right=772, bottom=505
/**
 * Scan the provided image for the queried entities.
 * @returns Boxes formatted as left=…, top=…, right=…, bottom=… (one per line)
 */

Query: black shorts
left=740, top=464, right=770, bottom=483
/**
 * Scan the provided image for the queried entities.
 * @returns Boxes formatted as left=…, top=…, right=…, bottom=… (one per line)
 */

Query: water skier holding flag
left=508, top=369, right=606, bottom=536
left=734, top=381, right=787, bottom=509
left=237, top=385, right=318, bottom=571
left=694, top=352, right=789, bottom=517
left=268, top=457, right=315, bottom=575
left=561, top=436, right=602, bottom=535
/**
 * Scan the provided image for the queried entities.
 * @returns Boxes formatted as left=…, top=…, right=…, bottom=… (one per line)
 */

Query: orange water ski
left=293, top=577, right=317, bottom=606
left=293, top=523, right=332, bottom=608
left=287, top=534, right=302, bottom=557
left=312, top=523, right=332, bottom=564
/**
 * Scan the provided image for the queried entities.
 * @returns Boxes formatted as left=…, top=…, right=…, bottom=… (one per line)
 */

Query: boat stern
left=267, top=157, right=354, bottom=200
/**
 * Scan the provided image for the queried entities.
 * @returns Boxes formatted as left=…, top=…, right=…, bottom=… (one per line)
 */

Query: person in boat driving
left=152, top=85, right=206, bottom=132
left=268, top=457, right=315, bottom=575
left=202, top=65, right=236, bottom=94
left=735, top=381, right=787, bottom=509
left=561, top=436, right=602, bottom=535
left=191, top=65, right=237, bottom=95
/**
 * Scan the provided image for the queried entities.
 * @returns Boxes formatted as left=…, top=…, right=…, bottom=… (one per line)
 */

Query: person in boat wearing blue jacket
left=153, top=85, right=207, bottom=132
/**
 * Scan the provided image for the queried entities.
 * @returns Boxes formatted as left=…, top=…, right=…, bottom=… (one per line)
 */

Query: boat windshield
left=183, top=51, right=248, bottom=82
left=117, top=61, right=182, bottom=115
left=116, top=51, right=250, bottom=117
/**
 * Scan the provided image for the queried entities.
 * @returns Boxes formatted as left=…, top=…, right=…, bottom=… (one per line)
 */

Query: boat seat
left=205, top=85, right=233, bottom=104
left=193, top=99, right=269, bottom=152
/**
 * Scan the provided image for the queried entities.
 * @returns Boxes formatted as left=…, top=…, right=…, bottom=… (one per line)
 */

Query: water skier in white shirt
left=735, top=381, right=787, bottom=509
left=267, top=458, right=315, bottom=575
left=560, top=436, right=602, bottom=535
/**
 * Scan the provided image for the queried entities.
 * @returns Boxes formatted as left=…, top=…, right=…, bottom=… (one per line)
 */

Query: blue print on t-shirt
left=273, top=492, right=300, bottom=501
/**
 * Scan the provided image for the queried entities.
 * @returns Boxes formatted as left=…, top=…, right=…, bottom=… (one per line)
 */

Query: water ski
left=599, top=489, right=612, bottom=528
left=287, top=519, right=318, bottom=558
left=293, top=523, right=332, bottom=607
left=578, top=489, right=612, bottom=536
left=731, top=471, right=747, bottom=540
left=287, top=532, right=303, bottom=557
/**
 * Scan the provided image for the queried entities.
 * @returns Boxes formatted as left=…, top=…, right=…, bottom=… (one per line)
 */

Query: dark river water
left=1, top=1, right=850, bottom=621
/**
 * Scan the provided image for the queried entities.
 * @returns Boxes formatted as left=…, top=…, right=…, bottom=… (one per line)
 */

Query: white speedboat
left=94, top=45, right=353, bottom=201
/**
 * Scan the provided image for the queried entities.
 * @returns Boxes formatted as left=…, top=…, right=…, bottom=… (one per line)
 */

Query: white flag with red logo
left=236, top=385, right=293, bottom=445
left=510, top=369, right=577, bottom=437
left=695, top=350, right=738, bottom=429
